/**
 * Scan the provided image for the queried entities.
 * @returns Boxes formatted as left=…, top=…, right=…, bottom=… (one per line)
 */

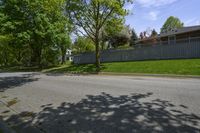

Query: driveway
left=0, top=72, right=200, bottom=133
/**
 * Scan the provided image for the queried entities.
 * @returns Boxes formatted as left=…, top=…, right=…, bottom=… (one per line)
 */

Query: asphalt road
left=0, top=72, right=200, bottom=133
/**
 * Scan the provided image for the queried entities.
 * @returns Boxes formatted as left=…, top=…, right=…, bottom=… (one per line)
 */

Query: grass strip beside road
left=43, top=59, right=200, bottom=76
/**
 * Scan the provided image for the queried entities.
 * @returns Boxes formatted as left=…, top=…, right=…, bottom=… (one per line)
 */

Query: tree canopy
left=151, top=29, right=158, bottom=37
left=0, top=0, right=134, bottom=70
left=66, top=0, right=133, bottom=71
left=161, top=16, right=184, bottom=33
left=130, top=28, right=138, bottom=46
left=73, top=36, right=95, bottom=54
left=106, top=25, right=132, bottom=48
left=0, top=0, right=72, bottom=67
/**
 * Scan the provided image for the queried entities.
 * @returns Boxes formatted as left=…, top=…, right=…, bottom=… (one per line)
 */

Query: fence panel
left=73, top=38, right=200, bottom=64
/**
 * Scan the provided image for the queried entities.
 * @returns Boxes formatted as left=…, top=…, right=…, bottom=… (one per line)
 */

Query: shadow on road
left=4, top=92, right=200, bottom=133
left=0, top=73, right=39, bottom=92
left=44, top=64, right=106, bottom=76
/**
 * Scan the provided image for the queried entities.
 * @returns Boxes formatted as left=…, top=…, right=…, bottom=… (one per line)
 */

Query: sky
left=125, top=0, right=200, bottom=35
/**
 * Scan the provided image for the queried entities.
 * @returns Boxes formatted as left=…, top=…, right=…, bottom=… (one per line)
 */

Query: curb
left=98, top=72, right=200, bottom=79
left=43, top=71, right=200, bottom=79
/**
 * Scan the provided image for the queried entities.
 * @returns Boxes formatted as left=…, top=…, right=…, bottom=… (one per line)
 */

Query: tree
left=0, top=35, right=13, bottom=66
left=107, top=25, right=132, bottom=48
left=130, top=28, right=138, bottom=46
left=161, top=16, right=184, bottom=33
left=0, top=0, right=72, bottom=67
left=139, top=32, right=144, bottom=39
left=73, top=36, right=95, bottom=54
left=66, top=0, right=133, bottom=71
left=151, top=29, right=158, bottom=37
left=50, top=16, right=72, bottom=65
left=58, top=34, right=71, bottom=64
left=100, top=19, right=125, bottom=50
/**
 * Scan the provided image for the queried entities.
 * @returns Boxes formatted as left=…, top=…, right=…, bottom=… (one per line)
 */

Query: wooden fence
left=73, top=37, right=200, bottom=64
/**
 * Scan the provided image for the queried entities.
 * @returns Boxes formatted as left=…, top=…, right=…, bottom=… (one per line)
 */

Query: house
left=136, top=25, right=200, bottom=45
left=66, top=49, right=73, bottom=61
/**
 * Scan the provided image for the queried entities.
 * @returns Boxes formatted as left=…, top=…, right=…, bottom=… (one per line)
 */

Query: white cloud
left=146, top=11, right=159, bottom=21
left=136, top=0, right=177, bottom=7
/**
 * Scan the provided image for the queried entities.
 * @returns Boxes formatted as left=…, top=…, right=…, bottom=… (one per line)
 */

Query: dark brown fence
left=73, top=37, right=200, bottom=64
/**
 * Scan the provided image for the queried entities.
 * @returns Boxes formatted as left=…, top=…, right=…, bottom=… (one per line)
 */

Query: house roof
left=136, top=25, right=200, bottom=43
left=158, top=25, right=200, bottom=38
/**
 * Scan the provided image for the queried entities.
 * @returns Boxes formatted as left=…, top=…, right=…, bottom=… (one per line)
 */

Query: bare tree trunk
left=95, top=36, right=100, bottom=72
left=61, top=53, right=66, bottom=64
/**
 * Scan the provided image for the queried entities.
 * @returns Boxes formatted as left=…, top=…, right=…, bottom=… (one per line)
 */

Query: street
left=0, top=72, right=200, bottom=133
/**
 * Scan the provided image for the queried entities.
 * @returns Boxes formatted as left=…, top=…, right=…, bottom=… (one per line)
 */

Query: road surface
left=0, top=72, right=200, bottom=133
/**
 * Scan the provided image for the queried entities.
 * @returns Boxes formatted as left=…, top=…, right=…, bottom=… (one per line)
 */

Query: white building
left=66, top=49, right=73, bottom=62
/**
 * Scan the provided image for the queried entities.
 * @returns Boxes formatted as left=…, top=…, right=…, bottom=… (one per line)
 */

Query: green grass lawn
left=42, top=59, right=200, bottom=76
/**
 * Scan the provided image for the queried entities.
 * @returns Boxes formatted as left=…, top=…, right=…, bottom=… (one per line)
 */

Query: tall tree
left=73, top=36, right=95, bottom=54
left=151, top=29, right=158, bottom=37
left=66, top=0, right=133, bottom=71
left=106, top=25, right=132, bottom=48
left=0, top=0, right=72, bottom=67
left=161, top=16, right=184, bottom=33
left=130, top=28, right=138, bottom=46
left=0, top=35, right=13, bottom=66
left=100, top=21, right=124, bottom=50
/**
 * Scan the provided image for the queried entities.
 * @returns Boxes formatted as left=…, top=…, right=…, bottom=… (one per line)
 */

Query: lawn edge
left=99, top=72, right=200, bottom=79
left=42, top=71, right=200, bottom=79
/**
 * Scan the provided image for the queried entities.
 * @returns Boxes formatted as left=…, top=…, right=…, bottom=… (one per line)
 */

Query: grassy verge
left=42, top=62, right=97, bottom=73
left=1, top=59, right=200, bottom=76
left=102, top=59, right=200, bottom=75
left=42, top=59, right=200, bottom=76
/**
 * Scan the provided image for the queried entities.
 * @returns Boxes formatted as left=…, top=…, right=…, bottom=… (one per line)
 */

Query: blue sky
left=125, top=0, right=200, bottom=35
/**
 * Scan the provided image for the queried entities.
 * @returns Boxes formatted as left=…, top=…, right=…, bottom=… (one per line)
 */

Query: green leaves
left=161, top=16, right=184, bottom=33
left=73, top=36, right=95, bottom=54
left=0, top=0, right=72, bottom=66
left=66, top=0, right=133, bottom=69
left=66, top=0, right=132, bottom=40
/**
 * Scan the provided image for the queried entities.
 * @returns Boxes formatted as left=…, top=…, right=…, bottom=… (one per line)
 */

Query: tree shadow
left=4, top=92, right=200, bottom=133
left=44, top=64, right=106, bottom=75
left=0, top=73, right=39, bottom=92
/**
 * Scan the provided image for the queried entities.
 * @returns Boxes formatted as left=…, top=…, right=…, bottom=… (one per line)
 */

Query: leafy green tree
left=66, top=0, right=133, bottom=71
left=0, top=0, right=72, bottom=67
left=73, top=36, right=95, bottom=54
left=0, top=35, right=13, bottom=66
left=50, top=14, right=72, bottom=64
left=106, top=25, right=132, bottom=48
left=99, top=24, right=124, bottom=50
left=161, top=16, right=184, bottom=33
left=56, top=34, right=72, bottom=64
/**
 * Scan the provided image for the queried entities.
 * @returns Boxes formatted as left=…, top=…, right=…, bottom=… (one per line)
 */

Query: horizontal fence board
left=73, top=38, right=200, bottom=64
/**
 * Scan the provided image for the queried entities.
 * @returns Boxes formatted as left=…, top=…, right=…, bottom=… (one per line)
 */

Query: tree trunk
left=61, top=46, right=66, bottom=64
left=37, top=48, right=42, bottom=68
left=30, top=46, right=42, bottom=67
left=61, top=53, right=66, bottom=64
left=95, top=36, right=100, bottom=72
